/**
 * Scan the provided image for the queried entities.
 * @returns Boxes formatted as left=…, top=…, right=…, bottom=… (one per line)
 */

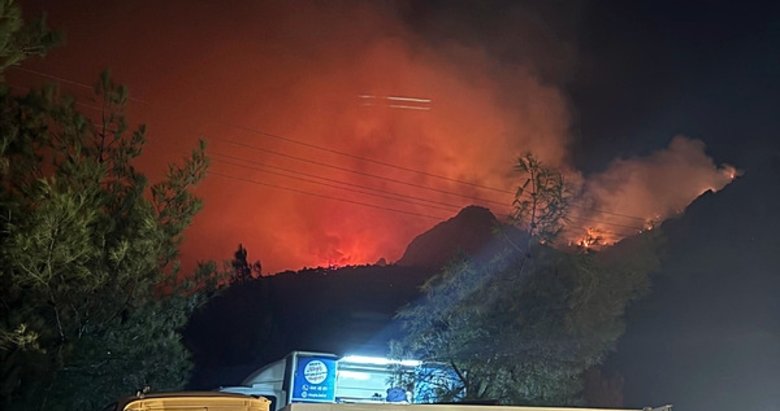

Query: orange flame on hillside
left=559, top=136, right=739, bottom=250
left=22, top=2, right=734, bottom=273
left=573, top=227, right=611, bottom=249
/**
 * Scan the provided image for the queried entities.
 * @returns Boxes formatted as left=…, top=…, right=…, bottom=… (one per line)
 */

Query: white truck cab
left=220, top=351, right=424, bottom=411
left=219, top=351, right=671, bottom=411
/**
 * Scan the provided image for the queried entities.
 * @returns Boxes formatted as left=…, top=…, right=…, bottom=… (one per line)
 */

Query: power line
left=220, top=123, right=649, bottom=223
left=210, top=170, right=638, bottom=238
left=213, top=159, right=460, bottom=214
left=212, top=138, right=647, bottom=223
left=6, top=83, right=106, bottom=113
left=566, top=227, right=639, bottom=238
left=208, top=171, right=448, bottom=221
left=13, top=66, right=652, bottom=223
left=568, top=204, right=646, bottom=222
left=213, top=155, right=646, bottom=236
left=216, top=124, right=650, bottom=223
left=214, top=169, right=640, bottom=239
left=213, top=155, right=643, bottom=231
left=221, top=122, right=513, bottom=195
left=564, top=215, right=644, bottom=232
left=10, top=81, right=652, bottom=230
left=212, top=137, right=511, bottom=207
left=216, top=143, right=649, bottom=230
left=9, top=66, right=148, bottom=104
left=9, top=66, right=93, bottom=91
left=212, top=152, right=467, bottom=211
left=7, top=72, right=656, bottom=241
left=213, top=156, right=641, bottom=237
left=561, top=222, right=640, bottom=238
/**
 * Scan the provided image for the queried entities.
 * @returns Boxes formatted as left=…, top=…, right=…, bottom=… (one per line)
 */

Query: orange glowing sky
left=12, top=1, right=736, bottom=273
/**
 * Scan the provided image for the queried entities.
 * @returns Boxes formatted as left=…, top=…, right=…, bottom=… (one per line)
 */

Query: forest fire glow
left=560, top=136, right=738, bottom=250
left=167, top=2, right=576, bottom=273
left=18, top=1, right=736, bottom=273
left=178, top=6, right=737, bottom=272
left=571, top=227, right=614, bottom=250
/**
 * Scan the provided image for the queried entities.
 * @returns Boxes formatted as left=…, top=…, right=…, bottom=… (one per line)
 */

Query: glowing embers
left=722, top=164, right=740, bottom=182
left=572, top=227, right=615, bottom=250
left=642, top=215, right=661, bottom=232
left=358, top=94, right=432, bottom=110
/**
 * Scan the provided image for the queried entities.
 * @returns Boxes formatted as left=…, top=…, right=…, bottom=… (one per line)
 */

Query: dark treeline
left=184, top=263, right=432, bottom=389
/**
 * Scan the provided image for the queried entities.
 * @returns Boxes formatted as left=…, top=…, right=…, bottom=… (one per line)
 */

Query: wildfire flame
left=80, top=2, right=736, bottom=274
left=571, top=227, right=614, bottom=250
left=722, top=164, right=740, bottom=182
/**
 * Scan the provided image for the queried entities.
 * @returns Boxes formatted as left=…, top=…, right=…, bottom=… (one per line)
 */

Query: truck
left=106, top=391, right=272, bottom=411
left=219, top=351, right=671, bottom=411
left=280, top=403, right=673, bottom=411
left=108, top=392, right=671, bottom=411
left=220, top=351, right=428, bottom=410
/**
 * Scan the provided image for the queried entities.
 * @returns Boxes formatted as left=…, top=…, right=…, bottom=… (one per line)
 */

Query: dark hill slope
left=608, top=156, right=780, bottom=411
left=183, top=264, right=432, bottom=389
left=397, top=205, right=500, bottom=268
left=183, top=206, right=519, bottom=389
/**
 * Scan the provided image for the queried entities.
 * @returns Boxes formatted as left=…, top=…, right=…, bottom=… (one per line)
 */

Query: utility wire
left=214, top=153, right=646, bottom=234
left=225, top=122, right=648, bottom=223
left=6, top=83, right=106, bottom=113
left=212, top=153, right=642, bottom=237
left=222, top=122, right=513, bottom=194
left=9, top=66, right=148, bottom=104
left=212, top=137, right=511, bottom=207
left=13, top=66, right=652, bottom=223
left=565, top=226, right=638, bottom=238
left=564, top=215, right=644, bottom=232
left=10, top=66, right=93, bottom=91
left=566, top=204, right=646, bottom=222
left=211, top=169, right=638, bottom=238
left=212, top=152, right=467, bottom=210
left=213, top=159, right=460, bottom=213
left=212, top=137, right=646, bottom=222
left=12, top=90, right=651, bottom=234
left=208, top=171, right=448, bottom=221
left=9, top=73, right=645, bottom=237
left=216, top=147, right=647, bottom=233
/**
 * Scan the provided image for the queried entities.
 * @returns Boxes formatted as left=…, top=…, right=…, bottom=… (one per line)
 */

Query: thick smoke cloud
left=566, top=136, right=737, bottom=246
left=18, top=1, right=736, bottom=272
left=149, top=2, right=734, bottom=270
left=172, top=1, right=573, bottom=272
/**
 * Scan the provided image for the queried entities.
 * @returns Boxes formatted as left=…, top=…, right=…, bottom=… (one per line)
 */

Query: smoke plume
left=18, top=1, right=737, bottom=272
left=171, top=1, right=571, bottom=272
left=565, top=136, right=737, bottom=247
left=173, top=2, right=735, bottom=270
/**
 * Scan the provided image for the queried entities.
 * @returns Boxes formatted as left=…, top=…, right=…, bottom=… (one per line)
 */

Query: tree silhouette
left=511, top=153, right=569, bottom=246
left=230, top=243, right=262, bottom=283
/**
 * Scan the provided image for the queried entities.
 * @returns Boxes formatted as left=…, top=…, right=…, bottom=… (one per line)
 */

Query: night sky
left=10, top=0, right=779, bottom=274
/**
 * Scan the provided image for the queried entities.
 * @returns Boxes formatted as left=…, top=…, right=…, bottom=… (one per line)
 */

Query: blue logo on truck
left=292, top=356, right=337, bottom=402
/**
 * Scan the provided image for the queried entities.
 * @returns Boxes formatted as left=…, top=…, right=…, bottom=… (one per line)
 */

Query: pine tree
left=0, top=0, right=59, bottom=77
left=0, top=4, right=218, bottom=408
left=230, top=243, right=262, bottom=284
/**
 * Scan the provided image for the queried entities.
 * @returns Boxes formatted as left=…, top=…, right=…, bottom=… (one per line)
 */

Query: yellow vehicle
left=107, top=391, right=271, bottom=411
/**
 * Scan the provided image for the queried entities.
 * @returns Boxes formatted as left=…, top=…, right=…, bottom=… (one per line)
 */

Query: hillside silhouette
left=606, top=155, right=780, bottom=410
left=184, top=165, right=780, bottom=411
left=184, top=263, right=432, bottom=388
left=184, top=205, right=518, bottom=389
left=397, top=205, right=500, bottom=268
